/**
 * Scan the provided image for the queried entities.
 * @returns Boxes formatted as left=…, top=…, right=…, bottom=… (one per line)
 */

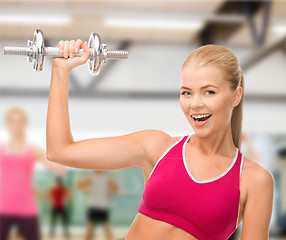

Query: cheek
left=209, top=96, right=233, bottom=120
left=179, top=98, right=189, bottom=115
left=9, top=122, right=25, bottom=131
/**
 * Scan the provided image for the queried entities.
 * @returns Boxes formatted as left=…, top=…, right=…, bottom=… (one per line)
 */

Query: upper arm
left=240, top=166, right=274, bottom=240
left=47, top=130, right=173, bottom=171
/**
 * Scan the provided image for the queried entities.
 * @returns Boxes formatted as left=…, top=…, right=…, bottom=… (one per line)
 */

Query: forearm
left=46, top=68, right=73, bottom=161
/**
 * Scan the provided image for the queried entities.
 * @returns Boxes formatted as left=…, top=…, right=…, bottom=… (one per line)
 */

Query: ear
left=232, top=86, right=243, bottom=107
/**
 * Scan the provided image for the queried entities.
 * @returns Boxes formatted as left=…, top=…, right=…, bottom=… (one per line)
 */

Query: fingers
left=62, top=40, right=76, bottom=58
left=69, top=40, right=75, bottom=58
left=72, top=42, right=90, bottom=65
left=56, top=39, right=89, bottom=61
left=57, top=40, right=64, bottom=53
left=75, top=39, right=83, bottom=54
left=63, top=40, right=69, bottom=58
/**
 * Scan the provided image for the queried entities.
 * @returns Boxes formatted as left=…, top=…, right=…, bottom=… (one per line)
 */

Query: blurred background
left=0, top=0, right=286, bottom=239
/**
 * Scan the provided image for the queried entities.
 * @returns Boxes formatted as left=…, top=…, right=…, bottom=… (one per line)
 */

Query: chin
left=193, top=131, right=211, bottom=139
left=189, top=123, right=212, bottom=138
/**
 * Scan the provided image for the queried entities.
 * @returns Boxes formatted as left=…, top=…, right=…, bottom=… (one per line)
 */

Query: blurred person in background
left=77, top=170, right=118, bottom=240
left=49, top=176, right=70, bottom=239
left=0, top=107, right=65, bottom=240
left=46, top=41, right=274, bottom=239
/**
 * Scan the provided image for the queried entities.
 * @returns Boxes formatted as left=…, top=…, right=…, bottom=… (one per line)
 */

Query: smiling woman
left=181, top=45, right=244, bottom=149
left=46, top=41, right=274, bottom=240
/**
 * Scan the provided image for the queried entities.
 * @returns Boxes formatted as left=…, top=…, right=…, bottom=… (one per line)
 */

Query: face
left=180, top=64, right=242, bottom=138
left=6, top=113, right=27, bottom=138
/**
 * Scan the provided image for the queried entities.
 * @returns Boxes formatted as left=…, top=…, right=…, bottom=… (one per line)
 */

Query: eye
left=205, top=90, right=215, bottom=95
left=181, top=91, right=191, bottom=96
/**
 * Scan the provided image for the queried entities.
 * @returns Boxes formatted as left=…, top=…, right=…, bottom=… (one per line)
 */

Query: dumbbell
left=4, top=29, right=128, bottom=75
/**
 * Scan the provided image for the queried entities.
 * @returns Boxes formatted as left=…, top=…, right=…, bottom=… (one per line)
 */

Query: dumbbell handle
left=45, top=47, right=84, bottom=57
left=4, top=46, right=128, bottom=60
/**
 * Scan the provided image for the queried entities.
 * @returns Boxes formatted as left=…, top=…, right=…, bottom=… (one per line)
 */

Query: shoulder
left=135, top=130, right=185, bottom=165
left=31, top=145, right=45, bottom=160
left=243, top=156, right=274, bottom=195
left=135, top=130, right=182, bottom=149
left=31, top=145, right=41, bottom=154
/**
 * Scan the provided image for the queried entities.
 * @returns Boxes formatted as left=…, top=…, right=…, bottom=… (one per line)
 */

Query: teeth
left=192, top=114, right=211, bottom=119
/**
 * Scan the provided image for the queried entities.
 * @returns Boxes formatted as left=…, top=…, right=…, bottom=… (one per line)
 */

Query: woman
left=47, top=40, right=274, bottom=240
left=0, top=108, right=65, bottom=240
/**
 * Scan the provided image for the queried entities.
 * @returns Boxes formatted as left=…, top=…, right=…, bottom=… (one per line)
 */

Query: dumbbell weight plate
left=32, top=29, right=45, bottom=72
left=87, top=32, right=102, bottom=76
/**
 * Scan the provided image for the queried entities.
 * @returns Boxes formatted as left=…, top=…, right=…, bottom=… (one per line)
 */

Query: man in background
left=78, top=171, right=118, bottom=240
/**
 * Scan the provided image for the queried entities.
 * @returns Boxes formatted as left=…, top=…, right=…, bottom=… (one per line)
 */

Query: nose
left=190, top=94, right=204, bottom=110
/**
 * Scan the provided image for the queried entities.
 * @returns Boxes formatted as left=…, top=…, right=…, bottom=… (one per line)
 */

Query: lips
left=190, top=113, right=212, bottom=127
left=191, top=114, right=212, bottom=122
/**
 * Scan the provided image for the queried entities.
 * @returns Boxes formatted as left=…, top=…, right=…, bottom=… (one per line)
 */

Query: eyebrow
left=181, top=85, right=218, bottom=90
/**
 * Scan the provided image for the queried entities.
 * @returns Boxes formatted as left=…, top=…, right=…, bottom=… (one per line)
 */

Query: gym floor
left=40, top=226, right=286, bottom=240
left=41, top=226, right=128, bottom=240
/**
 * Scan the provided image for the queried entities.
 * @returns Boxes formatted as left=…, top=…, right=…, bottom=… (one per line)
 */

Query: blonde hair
left=4, top=107, right=28, bottom=125
left=182, top=44, right=244, bottom=148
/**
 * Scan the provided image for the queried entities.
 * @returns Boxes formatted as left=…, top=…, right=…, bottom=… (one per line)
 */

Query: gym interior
left=0, top=1, right=286, bottom=240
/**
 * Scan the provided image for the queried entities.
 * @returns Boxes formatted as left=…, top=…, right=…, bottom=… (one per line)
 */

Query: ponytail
left=231, top=69, right=244, bottom=148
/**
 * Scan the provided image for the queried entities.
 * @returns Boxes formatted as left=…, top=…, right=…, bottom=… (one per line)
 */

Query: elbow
left=46, top=149, right=64, bottom=164
left=46, top=150, right=56, bottom=163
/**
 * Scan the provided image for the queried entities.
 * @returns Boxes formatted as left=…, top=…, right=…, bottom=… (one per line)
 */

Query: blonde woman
left=0, top=108, right=65, bottom=240
left=47, top=40, right=274, bottom=240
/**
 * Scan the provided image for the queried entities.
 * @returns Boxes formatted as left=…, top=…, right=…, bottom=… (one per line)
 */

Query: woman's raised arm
left=46, top=39, right=173, bottom=170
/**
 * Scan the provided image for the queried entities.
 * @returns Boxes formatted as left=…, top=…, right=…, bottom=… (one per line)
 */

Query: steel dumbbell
left=4, top=29, right=128, bottom=75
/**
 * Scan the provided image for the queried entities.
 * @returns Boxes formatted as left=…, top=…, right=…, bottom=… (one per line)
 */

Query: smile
left=191, top=114, right=212, bottom=122
left=191, top=114, right=212, bottom=127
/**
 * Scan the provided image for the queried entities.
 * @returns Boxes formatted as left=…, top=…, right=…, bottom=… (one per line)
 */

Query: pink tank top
left=0, top=145, right=38, bottom=216
left=138, top=135, right=244, bottom=240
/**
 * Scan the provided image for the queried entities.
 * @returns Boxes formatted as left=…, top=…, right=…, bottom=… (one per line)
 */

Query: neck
left=9, top=135, right=26, bottom=146
left=190, top=126, right=236, bottom=156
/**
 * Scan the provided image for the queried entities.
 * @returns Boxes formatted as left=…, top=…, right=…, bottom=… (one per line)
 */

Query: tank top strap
left=146, top=135, right=189, bottom=181
left=164, top=135, right=190, bottom=158
left=175, top=135, right=191, bottom=148
left=236, top=149, right=244, bottom=183
left=225, top=148, right=243, bottom=189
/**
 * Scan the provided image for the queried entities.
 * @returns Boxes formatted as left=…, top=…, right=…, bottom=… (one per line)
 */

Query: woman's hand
left=52, top=39, right=91, bottom=73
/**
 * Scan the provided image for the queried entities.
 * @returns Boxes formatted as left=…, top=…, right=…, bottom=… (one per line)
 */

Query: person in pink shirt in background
left=0, top=107, right=65, bottom=240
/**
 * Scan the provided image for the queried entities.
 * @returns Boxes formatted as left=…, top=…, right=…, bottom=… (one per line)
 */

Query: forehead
left=9, top=113, right=24, bottom=120
left=7, top=113, right=26, bottom=123
left=181, top=64, right=227, bottom=87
